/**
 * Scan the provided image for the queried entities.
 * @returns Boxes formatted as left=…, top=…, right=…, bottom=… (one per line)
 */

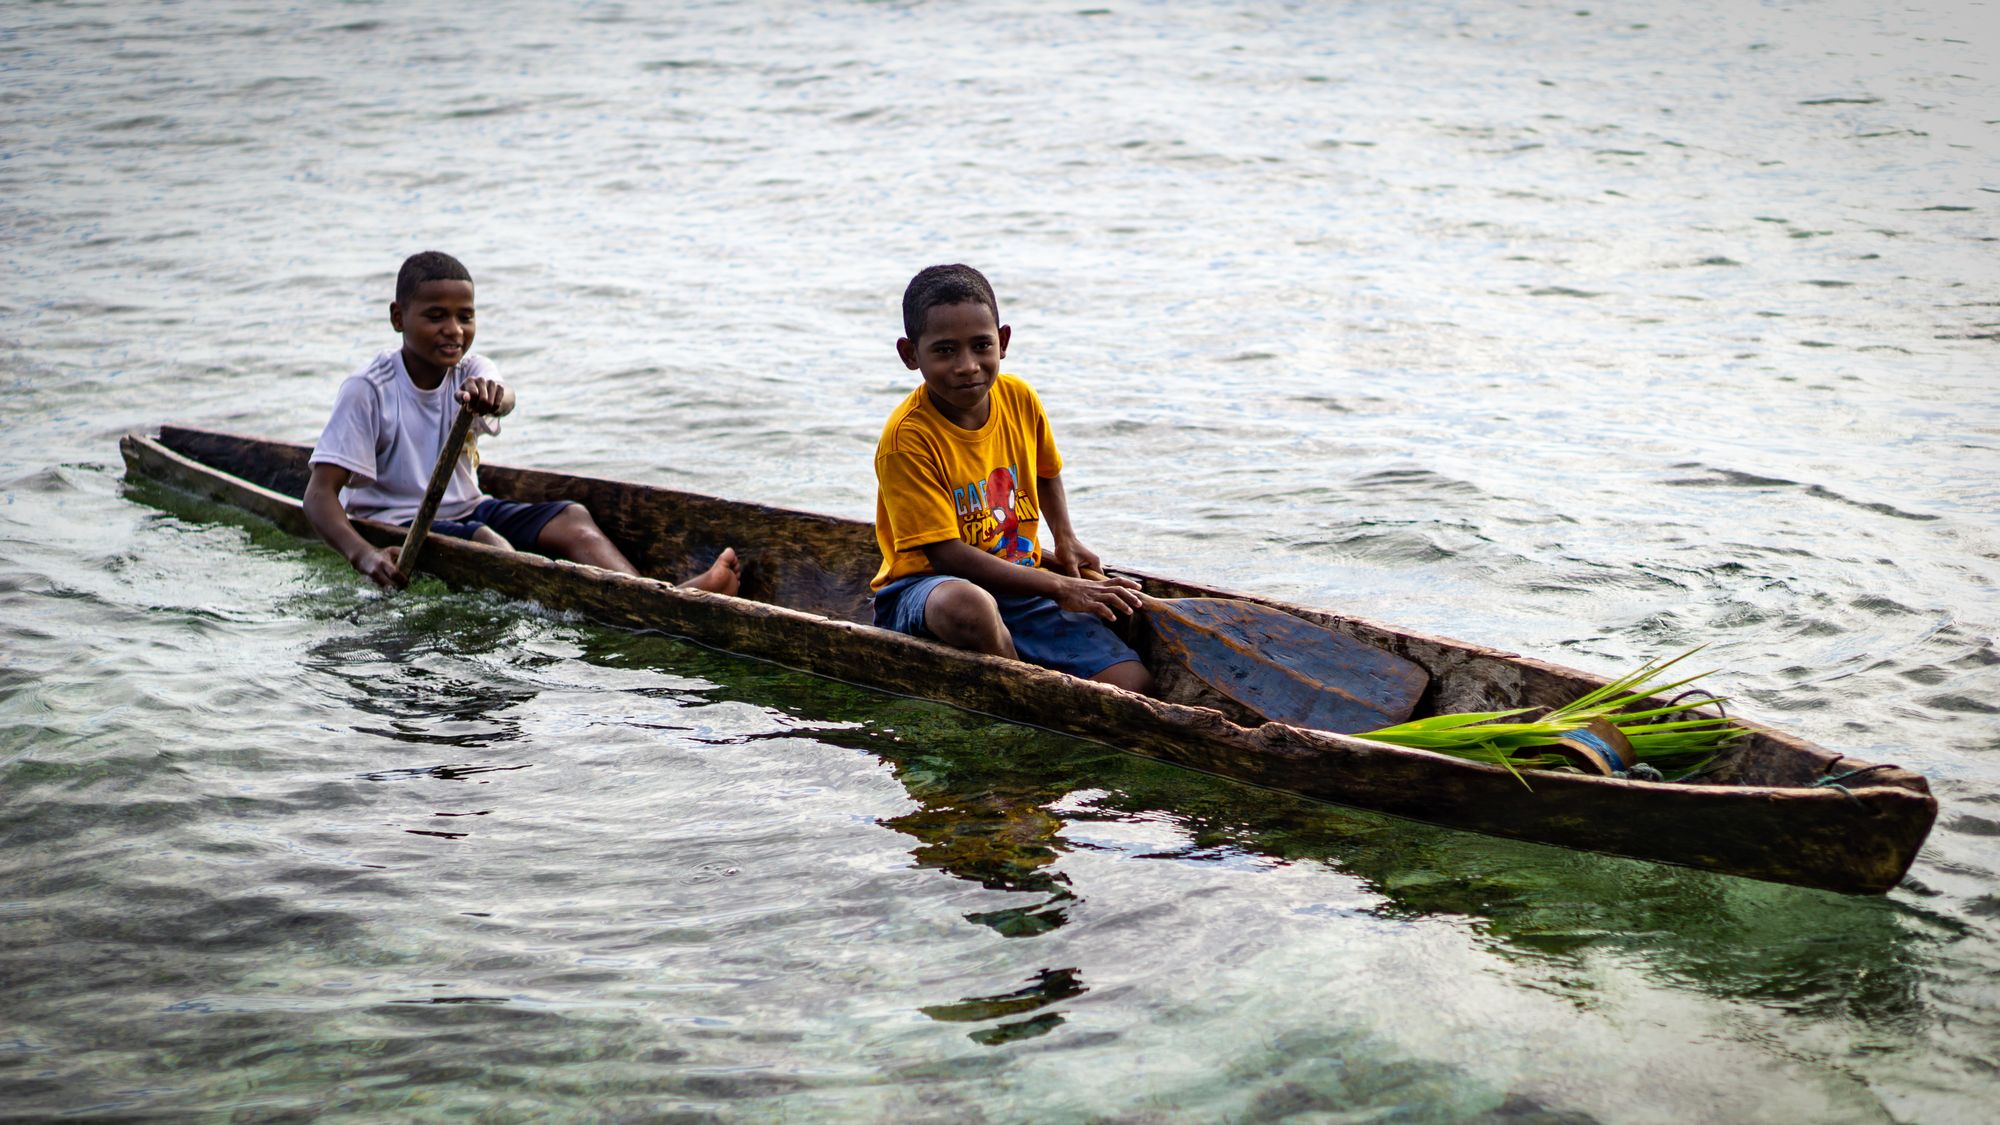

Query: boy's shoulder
left=341, top=348, right=404, bottom=388
left=338, top=349, right=498, bottom=391
left=875, top=373, right=1045, bottom=450
left=986, top=372, right=1046, bottom=422
left=875, top=383, right=931, bottom=445
left=327, top=351, right=500, bottom=427
left=325, top=350, right=398, bottom=416
left=991, top=371, right=1038, bottom=403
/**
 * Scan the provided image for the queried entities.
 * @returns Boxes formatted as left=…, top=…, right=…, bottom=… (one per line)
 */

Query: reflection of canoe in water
left=121, top=426, right=1937, bottom=896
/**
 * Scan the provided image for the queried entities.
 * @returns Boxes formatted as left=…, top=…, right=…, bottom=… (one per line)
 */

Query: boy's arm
left=303, top=462, right=406, bottom=589
left=1034, top=473, right=1100, bottom=578
left=921, top=536, right=1141, bottom=624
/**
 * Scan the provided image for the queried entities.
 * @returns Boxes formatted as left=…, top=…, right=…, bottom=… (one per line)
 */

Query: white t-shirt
left=309, top=348, right=504, bottom=525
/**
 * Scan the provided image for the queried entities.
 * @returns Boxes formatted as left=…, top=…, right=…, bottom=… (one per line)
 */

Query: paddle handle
left=397, top=404, right=477, bottom=580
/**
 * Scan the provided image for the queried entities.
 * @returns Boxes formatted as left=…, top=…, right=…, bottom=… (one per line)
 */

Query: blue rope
left=1562, top=728, right=1630, bottom=773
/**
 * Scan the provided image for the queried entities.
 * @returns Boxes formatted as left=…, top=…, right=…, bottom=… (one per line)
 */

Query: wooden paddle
left=396, top=403, right=477, bottom=582
left=1085, top=567, right=1429, bottom=734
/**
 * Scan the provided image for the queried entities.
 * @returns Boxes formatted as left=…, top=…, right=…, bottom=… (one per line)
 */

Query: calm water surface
left=3, top=1, right=1997, bottom=1120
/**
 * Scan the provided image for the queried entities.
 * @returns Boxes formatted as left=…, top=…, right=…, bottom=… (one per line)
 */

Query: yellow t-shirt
left=872, top=373, right=1064, bottom=591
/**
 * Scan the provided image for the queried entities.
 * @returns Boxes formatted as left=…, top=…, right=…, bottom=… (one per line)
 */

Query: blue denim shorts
left=872, top=574, right=1142, bottom=680
left=428, top=498, right=575, bottom=551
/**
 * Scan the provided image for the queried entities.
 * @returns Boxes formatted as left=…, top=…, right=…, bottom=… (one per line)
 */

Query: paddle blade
left=1146, top=598, right=1429, bottom=733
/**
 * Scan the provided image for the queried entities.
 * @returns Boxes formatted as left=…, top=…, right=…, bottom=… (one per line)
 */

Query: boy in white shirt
left=304, top=251, right=740, bottom=593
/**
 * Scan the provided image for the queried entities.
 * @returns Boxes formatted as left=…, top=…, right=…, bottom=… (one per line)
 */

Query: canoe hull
left=121, top=427, right=1937, bottom=895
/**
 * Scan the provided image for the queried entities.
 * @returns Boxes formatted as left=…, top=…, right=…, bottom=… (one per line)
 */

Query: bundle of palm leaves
left=1356, top=647, right=1747, bottom=786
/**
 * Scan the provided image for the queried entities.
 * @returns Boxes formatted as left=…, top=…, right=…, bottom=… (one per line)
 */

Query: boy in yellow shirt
left=870, top=264, right=1153, bottom=695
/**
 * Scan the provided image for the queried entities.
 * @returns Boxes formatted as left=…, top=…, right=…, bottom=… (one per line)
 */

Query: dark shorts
left=872, top=574, right=1142, bottom=681
left=427, top=498, right=575, bottom=551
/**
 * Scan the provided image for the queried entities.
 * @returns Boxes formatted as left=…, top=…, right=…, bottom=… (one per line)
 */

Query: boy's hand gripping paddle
left=1087, top=568, right=1429, bottom=733
left=396, top=404, right=477, bottom=582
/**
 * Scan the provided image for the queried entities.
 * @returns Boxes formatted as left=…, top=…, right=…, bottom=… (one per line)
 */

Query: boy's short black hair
left=902, top=263, right=999, bottom=341
left=395, top=250, right=472, bottom=305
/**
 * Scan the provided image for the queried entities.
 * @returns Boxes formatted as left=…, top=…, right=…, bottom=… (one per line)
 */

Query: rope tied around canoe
left=1664, top=688, right=1725, bottom=719
left=1810, top=763, right=1899, bottom=806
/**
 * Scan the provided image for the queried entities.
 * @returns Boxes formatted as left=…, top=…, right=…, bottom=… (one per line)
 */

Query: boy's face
left=389, top=279, right=476, bottom=379
left=897, top=300, right=1010, bottom=424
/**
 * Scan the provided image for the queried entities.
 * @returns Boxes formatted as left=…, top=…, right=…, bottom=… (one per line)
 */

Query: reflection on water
left=923, top=968, right=1087, bottom=1047
left=1227, top=800, right=1936, bottom=1029
left=632, top=629, right=1937, bottom=1053
left=308, top=628, right=541, bottom=748
left=885, top=775, right=1076, bottom=936
left=882, top=745, right=1085, bottom=1040
left=358, top=762, right=532, bottom=784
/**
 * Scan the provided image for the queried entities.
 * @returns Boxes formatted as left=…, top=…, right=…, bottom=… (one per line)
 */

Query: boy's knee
left=472, top=525, right=514, bottom=551
left=923, top=581, right=1013, bottom=655
left=537, top=504, right=600, bottom=547
left=925, top=580, right=999, bottom=630
left=534, top=503, right=637, bottom=575
left=1092, top=659, right=1153, bottom=696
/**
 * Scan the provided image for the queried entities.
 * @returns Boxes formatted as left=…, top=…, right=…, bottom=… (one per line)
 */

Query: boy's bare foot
left=682, top=547, right=740, bottom=595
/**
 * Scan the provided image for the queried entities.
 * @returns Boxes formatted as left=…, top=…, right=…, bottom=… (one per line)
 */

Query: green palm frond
left=1356, top=646, right=1748, bottom=786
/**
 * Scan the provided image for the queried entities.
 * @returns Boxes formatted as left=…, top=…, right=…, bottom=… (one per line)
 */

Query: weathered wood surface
left=1139, top=590, right=1429, bottom=733
left=123, top=427, right=1938, bottom=894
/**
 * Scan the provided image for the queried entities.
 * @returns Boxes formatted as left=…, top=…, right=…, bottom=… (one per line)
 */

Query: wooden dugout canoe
left=121, top=426, right=1937, bottom=895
